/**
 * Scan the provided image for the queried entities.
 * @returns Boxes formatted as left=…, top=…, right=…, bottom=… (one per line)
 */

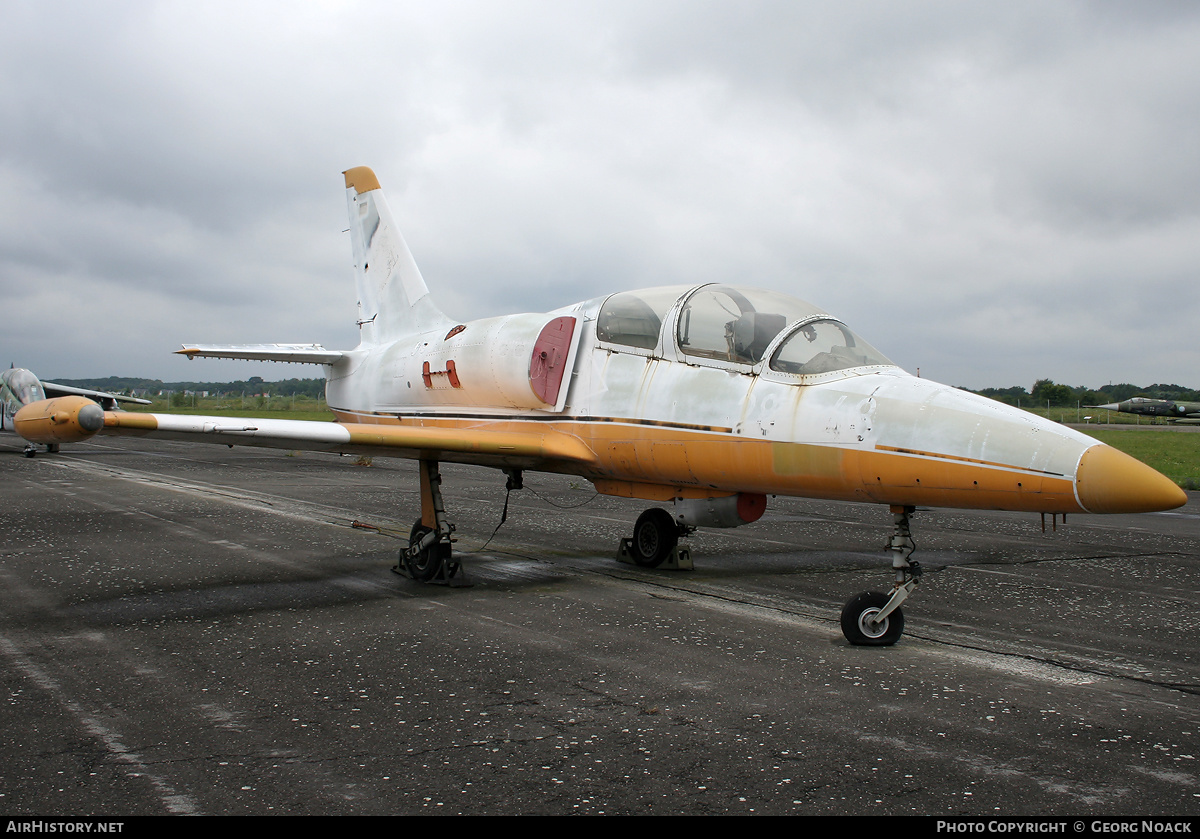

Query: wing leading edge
left=101, top=412, right=597, bottom=471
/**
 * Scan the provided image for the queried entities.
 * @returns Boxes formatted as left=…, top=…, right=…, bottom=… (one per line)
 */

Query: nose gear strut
left=840, top=505, right=921, bottom=646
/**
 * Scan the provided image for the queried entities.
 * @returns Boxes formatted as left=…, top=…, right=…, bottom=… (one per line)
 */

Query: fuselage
left=322, top=283, right=1185, bottom=516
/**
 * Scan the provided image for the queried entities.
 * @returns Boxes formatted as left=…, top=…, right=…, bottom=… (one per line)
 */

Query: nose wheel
left=841, top=505, right=920, bottom=646
left=841, top=591, right=905, bottom=646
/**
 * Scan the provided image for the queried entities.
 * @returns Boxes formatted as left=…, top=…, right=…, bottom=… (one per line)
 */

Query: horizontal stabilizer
left=176, top=344, right=347, bottom=365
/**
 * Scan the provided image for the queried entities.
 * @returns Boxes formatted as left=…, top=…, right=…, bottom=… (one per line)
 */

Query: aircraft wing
left=175, top=344, right=348, bottom=365
left=101, top=412, right=598, bottom=471
left=40, top=381, right=152, bottom=406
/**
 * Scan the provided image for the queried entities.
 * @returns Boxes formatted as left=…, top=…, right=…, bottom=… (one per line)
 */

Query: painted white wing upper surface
left=40, top=381, right=151, bottom=405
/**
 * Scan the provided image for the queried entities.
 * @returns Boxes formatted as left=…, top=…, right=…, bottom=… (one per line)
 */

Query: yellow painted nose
left=1075, top=444, right=1187, bottom=514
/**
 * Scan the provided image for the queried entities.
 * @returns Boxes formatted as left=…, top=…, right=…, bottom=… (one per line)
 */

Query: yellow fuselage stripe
left=331, top=410, right=1082, bottom=513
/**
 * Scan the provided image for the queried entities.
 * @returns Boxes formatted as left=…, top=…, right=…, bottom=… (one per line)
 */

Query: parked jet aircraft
left=1, top=366, right=149, bottom=456
left=1091, top=397, right=1200, bottom=422
left=19, top=167, right=1186, bottom=645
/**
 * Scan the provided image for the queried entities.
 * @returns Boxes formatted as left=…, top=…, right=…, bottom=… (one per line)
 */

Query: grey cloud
left=1, top=1, right=1198, bottom=389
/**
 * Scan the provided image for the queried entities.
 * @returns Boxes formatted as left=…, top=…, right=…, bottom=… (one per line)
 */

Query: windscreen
left=768, top=319, right=894, bottom=375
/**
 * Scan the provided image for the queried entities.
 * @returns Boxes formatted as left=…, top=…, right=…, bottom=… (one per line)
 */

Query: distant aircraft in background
left=1090, top=397, right=1200, bottom=422
left=1, top=367, right=149, bottom=456
left=16, top=167, right=1188, bottom=645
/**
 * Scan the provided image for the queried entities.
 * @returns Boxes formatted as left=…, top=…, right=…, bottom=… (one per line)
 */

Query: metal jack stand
left=617, top=540, right=693, bottom=570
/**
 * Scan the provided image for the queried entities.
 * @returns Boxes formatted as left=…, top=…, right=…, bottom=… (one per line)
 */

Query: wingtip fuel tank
left=13, top=395, right=105, bottom=445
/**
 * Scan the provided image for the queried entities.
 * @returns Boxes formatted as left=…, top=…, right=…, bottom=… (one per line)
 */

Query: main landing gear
left=395, top=460, right=465, bottom=585
left=395, top=463, right=525, bottom=586
left=619, top=507, right=693, bottom=570
left=840, top=505, right=922, bottom=646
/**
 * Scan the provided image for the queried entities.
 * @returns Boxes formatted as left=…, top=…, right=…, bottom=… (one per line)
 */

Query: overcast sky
left=2, top=1, right=1198, bottom=390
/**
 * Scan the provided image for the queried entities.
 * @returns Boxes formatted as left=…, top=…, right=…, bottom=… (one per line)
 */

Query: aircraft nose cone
left=1075, top=444, right=1187, bottom=513
left=78, top=403, right=104, bottom=432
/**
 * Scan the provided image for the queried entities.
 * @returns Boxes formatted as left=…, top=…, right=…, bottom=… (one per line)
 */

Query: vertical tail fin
left=343, top=167, right=453, bottom=345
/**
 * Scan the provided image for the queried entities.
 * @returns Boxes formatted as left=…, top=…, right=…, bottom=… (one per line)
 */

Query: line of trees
left=51, top=376, right=327, bottom=399
left=963, top=380, right=1200, bottom=408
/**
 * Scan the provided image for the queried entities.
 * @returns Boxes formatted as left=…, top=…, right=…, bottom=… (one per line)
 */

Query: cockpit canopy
left=595, top=284, right=894, bottom=377
left=595, top=286, right=687, bottom=351
left=1, top=368, right=46, bottom=408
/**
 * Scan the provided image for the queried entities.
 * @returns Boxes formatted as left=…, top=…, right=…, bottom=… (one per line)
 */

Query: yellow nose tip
left=1075, top=444, right=1188, bottom=514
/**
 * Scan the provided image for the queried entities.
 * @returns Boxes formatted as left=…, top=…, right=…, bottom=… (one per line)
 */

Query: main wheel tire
left=840, top=591, right=904, bottom=646
left=630, top=508, right=678, bottom=568
left=406, top=520, right=445, bottom=582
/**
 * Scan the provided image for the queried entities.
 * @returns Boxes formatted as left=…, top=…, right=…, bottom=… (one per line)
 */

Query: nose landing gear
left=841, top=505, right=921, bottom=646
